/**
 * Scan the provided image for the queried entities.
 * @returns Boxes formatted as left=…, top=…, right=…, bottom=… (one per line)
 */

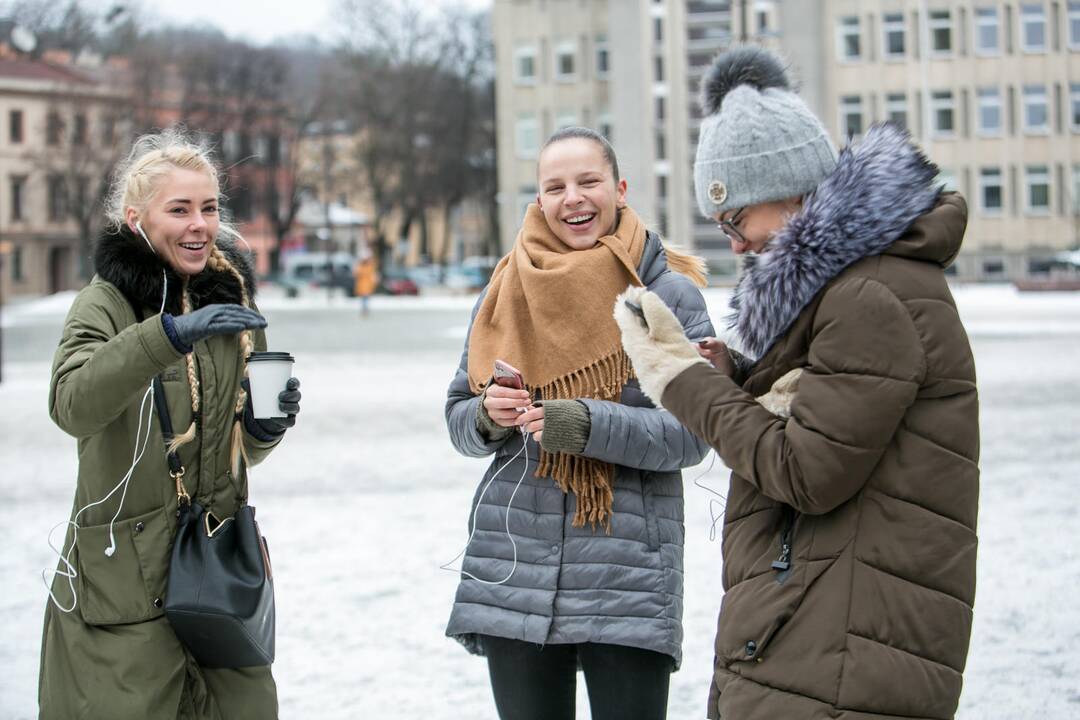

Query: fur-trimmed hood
left=92, top=225, right=256, bottom=315
left=728, top=123, right=960, bottom=361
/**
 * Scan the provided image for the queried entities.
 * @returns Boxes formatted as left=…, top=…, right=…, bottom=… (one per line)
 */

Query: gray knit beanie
left=694, top=46, right=838, bottom=218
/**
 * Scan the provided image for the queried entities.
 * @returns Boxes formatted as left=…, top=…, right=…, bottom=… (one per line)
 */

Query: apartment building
left=778, top=0, right=1079, bottom=280
left=496, top=0, right=1078, bottom=281
left=0, top=55, right=126, bottom=301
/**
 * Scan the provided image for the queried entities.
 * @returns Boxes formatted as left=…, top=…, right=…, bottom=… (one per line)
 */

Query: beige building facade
left=778, top=0, right=1080, bottom=280
left=0, top=56, right=125, bottom=301
left=495, top=0, right=1079, bottom=281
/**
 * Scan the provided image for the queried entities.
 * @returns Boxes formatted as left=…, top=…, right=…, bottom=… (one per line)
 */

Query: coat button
left=551, top=544, right=560, bottom=554
left=745, top=640, right=757, bottom=657
left=153, top=597, right=163, bottom=608
left=134, top=522, right=145, bottom=533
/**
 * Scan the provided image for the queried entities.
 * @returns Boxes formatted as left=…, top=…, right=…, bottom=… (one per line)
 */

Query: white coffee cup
left=245, top=351, right=295, bottom=419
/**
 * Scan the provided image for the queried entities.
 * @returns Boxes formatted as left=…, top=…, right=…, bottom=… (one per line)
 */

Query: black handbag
left=152, top=375, right=276, bottom=668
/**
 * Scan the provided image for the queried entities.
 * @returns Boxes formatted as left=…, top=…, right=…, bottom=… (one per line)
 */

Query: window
left=975, top=6, right=1000, bottom=54
left=655, top=96, right=666, bottom=122
left=885, top=92, right=908, bottom=130
left=936, top=168, right=959, bottom=192
left=1025, top=165, right=1050, bottom=212
left=12, top=246, right=22, bottom=281
left=9, top=110, right=23, bottom=143
left=931, top=90, right=956, bottom=136
left=517, top=185, right=537, bottom=224
left=929, top=10, right=953, bottom=55
left=1072, top=165, right=1080, bottom=213
left=655, top=131, right=667, bottom=160
left=1070, top=2, right=1080, bottom=49
left=840, top=95, right=863, bottom=138
left=555, top=110, right=577, bottom=130
left=657, top=174, right=668, bottom=199
left=837, top=16, right=861, bottom=60
left=1023, top=85, right=1049, bottom=133
left=653, top=17, right=663, bottom=43
left=46, top=112, right=63, bottom=145
left=48, top=174, right=68, bottom=221
left=597, top=112, right=613, bottom=142
left=977, top=87, right=1003, bottom=135
left=595, top=36, right=610, bottom=78
left=73, top=114, right=87, bottom=145
left=554, top=41, right=577, bottom=81
left=1072, top=84, right=1080, bottom=131
left=75, top=175, right=90, bottom=211
left=653, top=55, right=664, bottom=82
left=979, top=167, right=1003, bottom=213
left=10, top=175, right=26, bottom=221
left=514, top=46, right=537, bottom=85
left=101, top=115, right=116, bottom=146
left=1020, top=4, right=1047, bottom=52
left=883, top=13, right=906, bottom=57
left=515, top=114, right=539, bottom=158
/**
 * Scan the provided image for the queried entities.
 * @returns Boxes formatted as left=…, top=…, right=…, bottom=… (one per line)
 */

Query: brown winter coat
left=664, top=126, right=979, bottom=719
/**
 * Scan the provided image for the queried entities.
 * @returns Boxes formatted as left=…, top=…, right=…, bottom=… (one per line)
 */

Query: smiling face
left=126, top=168, right=220, bottom=277
left=537, top=137, right=628, bottom=251
left=715, top=196, right=803, bottom=255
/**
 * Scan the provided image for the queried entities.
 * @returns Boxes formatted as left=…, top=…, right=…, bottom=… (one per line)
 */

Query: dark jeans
left=481, top=635, right=673, bottom=720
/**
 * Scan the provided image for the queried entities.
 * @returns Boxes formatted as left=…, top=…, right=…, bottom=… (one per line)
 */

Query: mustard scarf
left=468, top=204, right=646, bottom=528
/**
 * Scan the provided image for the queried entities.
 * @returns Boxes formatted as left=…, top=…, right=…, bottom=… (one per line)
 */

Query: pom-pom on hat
left=694, top=46, right=838, bottom=218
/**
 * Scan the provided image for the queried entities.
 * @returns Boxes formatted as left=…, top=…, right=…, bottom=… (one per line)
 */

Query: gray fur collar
left=728, top=123, right=940, bottom=361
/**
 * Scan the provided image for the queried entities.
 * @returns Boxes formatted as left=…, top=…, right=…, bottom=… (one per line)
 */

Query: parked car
left=277, top=252, right=357, bottom=297
left=377, top=267, right=420, bottom=296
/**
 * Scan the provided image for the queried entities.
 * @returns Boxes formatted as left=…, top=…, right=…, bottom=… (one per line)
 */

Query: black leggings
left=481, top=635, right=673, bottom=720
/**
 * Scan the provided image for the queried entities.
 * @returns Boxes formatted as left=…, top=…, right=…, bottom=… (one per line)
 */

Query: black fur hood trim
left=728, top=123, right=942, bottom=361
left=93, top=225, right=257, bottom=315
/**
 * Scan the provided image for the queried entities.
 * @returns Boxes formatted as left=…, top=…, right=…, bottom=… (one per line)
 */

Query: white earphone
left=42, top=219, right=171, bottom=611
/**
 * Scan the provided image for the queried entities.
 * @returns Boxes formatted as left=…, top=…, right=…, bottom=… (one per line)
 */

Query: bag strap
left=152, top=375, right=192, bottom=506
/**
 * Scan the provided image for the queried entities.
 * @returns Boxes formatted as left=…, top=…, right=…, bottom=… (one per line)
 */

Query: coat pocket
left=639, top=475, right=661, bottom=551
left=715, top=556, right=834, bottom=666
left=76, top=505, right=174, bottom=626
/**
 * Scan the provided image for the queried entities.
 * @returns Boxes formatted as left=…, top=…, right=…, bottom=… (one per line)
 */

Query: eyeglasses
left=717, top=207, right=747, bottom=245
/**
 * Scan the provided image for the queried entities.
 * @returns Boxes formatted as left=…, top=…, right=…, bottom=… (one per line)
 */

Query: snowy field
left=1, top=284, right=1078, bottom=719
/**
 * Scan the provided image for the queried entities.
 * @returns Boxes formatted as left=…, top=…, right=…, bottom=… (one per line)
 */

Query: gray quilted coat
left=445, top=232, right=713, bottom=667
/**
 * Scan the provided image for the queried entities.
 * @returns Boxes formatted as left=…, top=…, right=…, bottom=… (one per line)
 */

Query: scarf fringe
left=533, top=349, right=635, bottom=530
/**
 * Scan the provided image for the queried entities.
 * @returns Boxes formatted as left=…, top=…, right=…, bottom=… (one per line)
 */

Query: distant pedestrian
left=444, top=126, right=713, bottom=720
left=615, top=46, right=980, bottom=720
left=353, top=250, right=378, bottom=317
left=39, top=128, right=301, bottom=719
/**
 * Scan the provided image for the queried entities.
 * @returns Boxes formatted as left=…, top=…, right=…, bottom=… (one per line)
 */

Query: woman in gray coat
left=444, top=127, right=713, bottom=720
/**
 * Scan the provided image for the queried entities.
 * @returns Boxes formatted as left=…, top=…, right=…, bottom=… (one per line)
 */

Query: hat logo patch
left=709, top=180, right=728, bottom=205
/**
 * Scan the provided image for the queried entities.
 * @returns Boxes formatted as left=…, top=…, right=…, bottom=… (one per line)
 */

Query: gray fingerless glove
left=170, top=304, right=266, bottom=346
left=537, top=399, right=591, bottom=455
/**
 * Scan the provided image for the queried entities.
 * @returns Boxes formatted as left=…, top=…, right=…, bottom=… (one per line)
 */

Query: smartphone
left=493, top=359, right=525, bottom=390
left=624, top=300, right=648, bottom=326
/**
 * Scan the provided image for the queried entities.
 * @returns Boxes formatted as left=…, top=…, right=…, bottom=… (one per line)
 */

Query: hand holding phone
left=485, top=360, right=532, bottom=427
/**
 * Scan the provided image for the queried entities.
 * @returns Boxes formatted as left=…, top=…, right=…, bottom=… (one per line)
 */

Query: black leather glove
left=170, top=304, right=266, bottom=346
left=242, top=377, right=301, bottom=438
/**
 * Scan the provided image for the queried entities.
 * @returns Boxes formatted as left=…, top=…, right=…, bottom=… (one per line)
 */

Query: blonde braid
left=209, top=246, right=256, bottom=478
left=167, top=279, right=200, bottom=455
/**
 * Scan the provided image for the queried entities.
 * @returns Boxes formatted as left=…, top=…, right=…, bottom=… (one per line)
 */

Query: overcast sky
left=148, top=0, right=492, bottom=45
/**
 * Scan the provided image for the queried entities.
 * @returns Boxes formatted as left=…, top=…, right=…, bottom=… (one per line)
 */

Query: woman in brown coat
left=615, top=47, right=979, bottom=720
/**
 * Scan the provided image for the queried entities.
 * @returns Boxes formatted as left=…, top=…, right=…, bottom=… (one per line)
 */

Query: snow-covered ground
left=1, top=284, right=1078, bottom=718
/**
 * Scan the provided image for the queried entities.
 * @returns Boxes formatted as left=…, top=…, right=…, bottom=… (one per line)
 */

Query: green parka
left=665, top=127, right=979, bottom=719
left=39, top=227, right=282, bottom=719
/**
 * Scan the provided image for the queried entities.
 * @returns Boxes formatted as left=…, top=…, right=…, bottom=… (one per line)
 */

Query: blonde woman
left=39, top=129, right=299, bottom=718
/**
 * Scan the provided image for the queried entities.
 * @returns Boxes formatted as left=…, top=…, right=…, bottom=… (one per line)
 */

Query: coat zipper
left=771, top=506, right=796, bottom=576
